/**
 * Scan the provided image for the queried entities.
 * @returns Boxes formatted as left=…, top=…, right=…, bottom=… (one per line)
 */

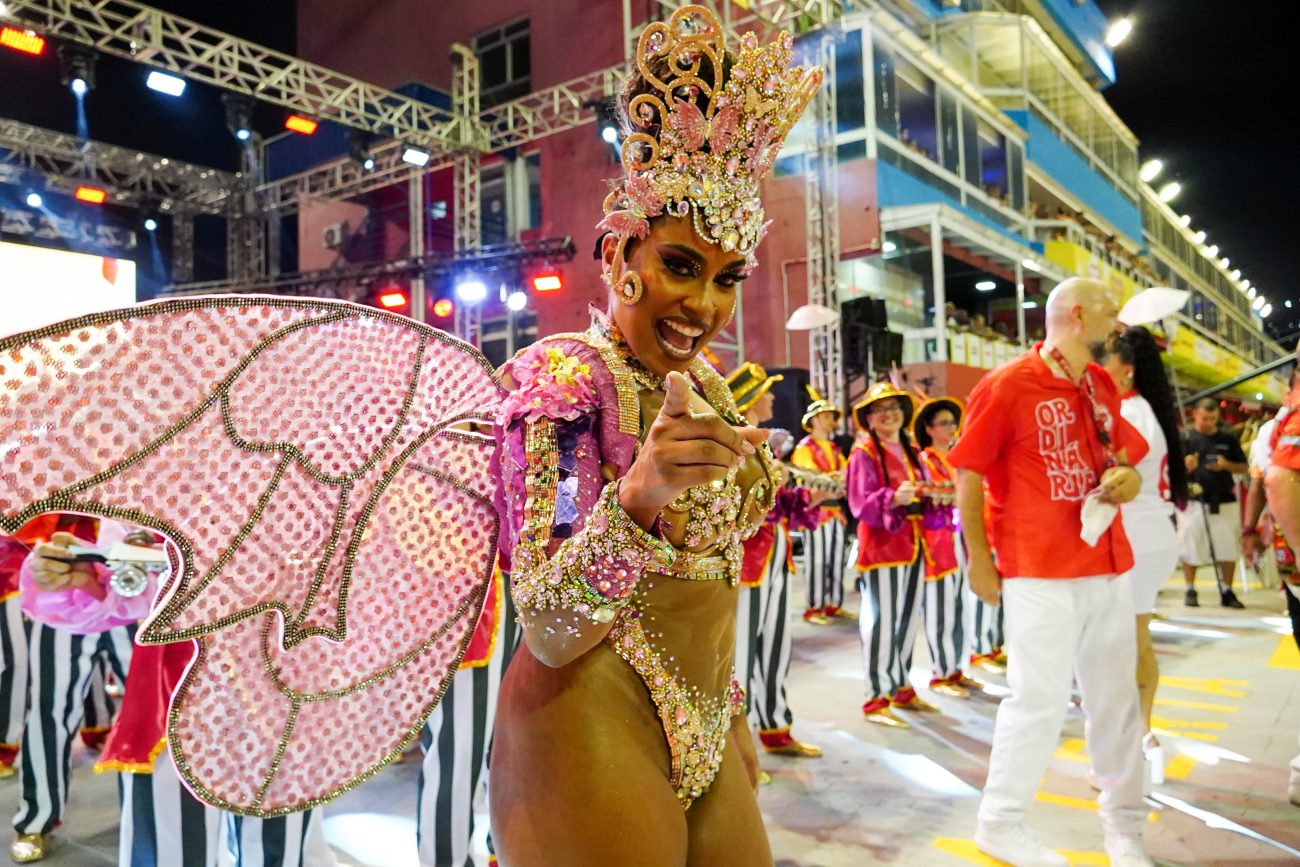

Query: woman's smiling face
left=604, top=216, right=750, bottom=379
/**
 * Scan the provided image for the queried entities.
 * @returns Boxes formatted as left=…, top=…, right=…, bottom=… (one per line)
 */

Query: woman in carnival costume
left=486, top=9, right=820, bottom=863
left=912, top=397, right=985, bottom=698
left=0, top=7, right=819, bottom=866
left=847, top=382, right=956, bottom=728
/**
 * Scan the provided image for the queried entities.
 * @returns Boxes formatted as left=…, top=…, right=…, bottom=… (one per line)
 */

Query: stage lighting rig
left=58, top=44, right=96, bottom=94
left=222, top=93, right=254, bottom=142
left=347, top=129, right=377, bottom=172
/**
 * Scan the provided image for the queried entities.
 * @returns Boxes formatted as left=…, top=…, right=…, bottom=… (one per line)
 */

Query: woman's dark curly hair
left=1111, top=326, right=1189, bottom=509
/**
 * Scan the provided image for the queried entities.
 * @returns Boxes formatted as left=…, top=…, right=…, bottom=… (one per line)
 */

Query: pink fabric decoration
left=0, top=296, right=502, bottom=816
left=498, top=342, right=599, bottom=426
left=18, top=518, right=156, bottom=634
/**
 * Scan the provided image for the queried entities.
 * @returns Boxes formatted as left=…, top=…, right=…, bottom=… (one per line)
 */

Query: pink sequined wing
left=0, top=296, right=502, bottom=815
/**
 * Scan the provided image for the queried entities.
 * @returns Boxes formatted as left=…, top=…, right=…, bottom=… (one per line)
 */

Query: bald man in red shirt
left=950, top=279, right=1151, bottom=867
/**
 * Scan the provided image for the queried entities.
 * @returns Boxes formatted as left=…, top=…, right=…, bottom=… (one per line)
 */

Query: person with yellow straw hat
left=847, top=381, right=957, bottom=727
left=912, top=396, right=986, bottom=698
left=727, top=364, right=824, bottom=765
left=791, top=388, right=850, bottom=625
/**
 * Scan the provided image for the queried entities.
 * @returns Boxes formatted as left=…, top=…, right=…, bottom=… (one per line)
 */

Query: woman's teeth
left=657, top=320, right=704, bottom=358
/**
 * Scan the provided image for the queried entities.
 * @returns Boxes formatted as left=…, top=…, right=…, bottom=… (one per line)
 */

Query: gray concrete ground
left=4, top=568, right=1298, bottom=866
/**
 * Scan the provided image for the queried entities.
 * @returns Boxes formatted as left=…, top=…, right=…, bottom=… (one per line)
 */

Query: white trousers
left=979, top=576, right=1146, bottom=837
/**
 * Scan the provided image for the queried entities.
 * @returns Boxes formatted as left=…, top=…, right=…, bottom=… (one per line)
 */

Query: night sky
left=1095, top=0, right=1298, bottom=338
left=2, top=1, right=1294, bottom=328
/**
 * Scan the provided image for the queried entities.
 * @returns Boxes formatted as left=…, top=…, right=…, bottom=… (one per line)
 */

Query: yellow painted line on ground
left=1268, top=636, right=1300, bottom=670
left=1037, top=791, right=1097, bottom=811
left=1054, top=738, right=1091, bottom=764
left=1154, top=697, right=1238, bottom=713
left=1150, top=716, right=1227, bottom=731
left=1157, top=676, right=1248, bottom=697
left=1164, top=754, right=1198, bottom=780
left=933, top=838, right=1108, bottom=866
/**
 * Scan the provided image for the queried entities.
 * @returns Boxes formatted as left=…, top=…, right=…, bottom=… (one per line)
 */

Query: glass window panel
left=895, top=57, right=937, bottom=162
left=937, top=90, right=960, bottom=174
left=872, top=39, right=898, bottom=137
left=835, top=30, right=865, bottom=133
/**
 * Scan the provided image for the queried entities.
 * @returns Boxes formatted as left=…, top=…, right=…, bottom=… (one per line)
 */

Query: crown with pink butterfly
left=599, top=5, right=823, bottom=295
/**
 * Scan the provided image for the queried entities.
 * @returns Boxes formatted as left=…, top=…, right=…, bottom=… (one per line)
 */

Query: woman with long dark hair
left=1102, top=325, right=1188, bottom=779
left=846, top=383, right=956, bottom=727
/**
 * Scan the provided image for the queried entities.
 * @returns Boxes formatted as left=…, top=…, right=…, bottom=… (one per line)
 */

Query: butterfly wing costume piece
left=0, top=295, right=503, bottom=815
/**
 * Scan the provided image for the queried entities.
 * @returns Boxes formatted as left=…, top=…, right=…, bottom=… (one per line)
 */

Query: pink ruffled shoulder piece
left=495, top=334, right=640, bottom=559
left=18, top=518, right=157, bottom=634
left=0, top=296, right=502, bottom=816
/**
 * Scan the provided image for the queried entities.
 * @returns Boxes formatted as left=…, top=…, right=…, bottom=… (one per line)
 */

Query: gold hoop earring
left=616, top=271, right=644, bottom=306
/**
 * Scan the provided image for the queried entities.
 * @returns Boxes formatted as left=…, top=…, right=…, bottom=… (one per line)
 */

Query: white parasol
left=1118, top=287, right=1191, bottom=326
left=786, top=303, right=840, bottom=330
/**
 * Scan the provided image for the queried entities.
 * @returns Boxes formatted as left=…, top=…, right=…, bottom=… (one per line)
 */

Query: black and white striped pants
left=118, top=755, right=323, bottom=867
left=734, top=531, right=794, bottom=733
left=1, top=595, right=30, bottom=754
left=956, top=530, right=1003, bottom=659
left=14, top=621, right=134, bottom=835
left=1, top=597, right=117, bottom=765
left=922, top=569, right=965, bottom=681
left=801, top=519, right=846, bottom=613
left=416, top=594, right=519, bottom=867
left=857, top=555, right=925, bottom=700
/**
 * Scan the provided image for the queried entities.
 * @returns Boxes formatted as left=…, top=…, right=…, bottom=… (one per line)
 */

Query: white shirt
left=1119, top=393, right=1175, bottom=553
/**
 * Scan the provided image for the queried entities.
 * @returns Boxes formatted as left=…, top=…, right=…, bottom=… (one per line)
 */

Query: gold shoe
left=10, top=834, right=50, bottom=863
left=803, top=613, right=832, bottom=626
left=972, top=658, right=1007, bottom=675
left=930, top=682, right=970, bottom=699
left=826, top=607, right=858, bottom=621
left=0, top=765, right=14, bottom=780
left=892, top=696, right=940, bottom=712
left=955, top=675, right=985, bottom=691
left=756, top=770, right=773, bottom=786
left=863, top=707, right=910, bottom=728
left=763, top=739, right=823, bottom=757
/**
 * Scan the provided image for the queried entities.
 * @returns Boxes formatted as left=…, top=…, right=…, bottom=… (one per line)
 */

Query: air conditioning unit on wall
left=322, top=222, right=347, bottom=249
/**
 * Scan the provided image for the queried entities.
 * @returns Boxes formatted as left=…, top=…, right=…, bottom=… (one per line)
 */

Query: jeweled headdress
left=599, top=5, right=823, bottom=296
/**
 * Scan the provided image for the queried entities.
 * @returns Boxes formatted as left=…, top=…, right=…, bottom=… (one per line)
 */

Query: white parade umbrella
left=1118, top=287, right=1190, bottom=326
left=786, top=303, right=840, bottom=330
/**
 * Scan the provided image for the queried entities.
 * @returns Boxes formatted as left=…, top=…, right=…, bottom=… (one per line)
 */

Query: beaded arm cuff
left=510, top=419, right=675, bottom=623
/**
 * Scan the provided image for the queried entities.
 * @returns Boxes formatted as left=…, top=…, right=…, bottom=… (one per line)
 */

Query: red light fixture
left=432, top=298, right=455, bottom=318
left=1, top=27, right=45, bottom=55
left=285, top=115, right=318, bottom=135
left=532, top=272, right=563, bottom=292
left=74, top=186, right=107, bottom=204
left=379, top=290, right=408, bottom=309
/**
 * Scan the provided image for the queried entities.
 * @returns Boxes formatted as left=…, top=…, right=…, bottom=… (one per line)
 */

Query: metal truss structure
left=804, top=31, right=843, bottom=407
left=164, top=235, right=577, bottom=301
left=1, top=0, right=477, bottom=151
left=3, top=0, right=846, bottom=400
left=0, top=118, right=239, bottom=214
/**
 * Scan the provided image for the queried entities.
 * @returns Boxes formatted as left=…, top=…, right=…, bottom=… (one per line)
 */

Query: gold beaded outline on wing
left=0, top=295, right=501, bottom=652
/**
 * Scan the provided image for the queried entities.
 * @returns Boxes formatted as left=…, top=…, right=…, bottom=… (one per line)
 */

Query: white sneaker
left=1105, top=834, right=1154, bottom=867
left=974, top=822, right=1068, bottom=867
left=1288, top=779, right=1300, bottom=807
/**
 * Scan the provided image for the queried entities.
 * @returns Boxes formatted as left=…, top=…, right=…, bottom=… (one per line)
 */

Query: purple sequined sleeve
left=846, top=448, right=907, bottom=532
left=775, top=486, right=819, bottom=533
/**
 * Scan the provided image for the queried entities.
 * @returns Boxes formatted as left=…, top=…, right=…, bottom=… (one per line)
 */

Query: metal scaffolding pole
left=805, top=31, right=842, bottom=405
left=171, top=212, right=193, bottom=283
left=408, top=173, right=426, bottom=324
left=451, top=43, right=483, bottom=346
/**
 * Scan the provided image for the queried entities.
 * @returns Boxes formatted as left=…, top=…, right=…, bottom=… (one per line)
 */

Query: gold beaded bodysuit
left=500, top=322, right=778, bottom=807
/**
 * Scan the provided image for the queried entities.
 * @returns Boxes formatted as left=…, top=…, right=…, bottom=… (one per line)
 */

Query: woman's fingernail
left=741, top=440, right=756, bottom=454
